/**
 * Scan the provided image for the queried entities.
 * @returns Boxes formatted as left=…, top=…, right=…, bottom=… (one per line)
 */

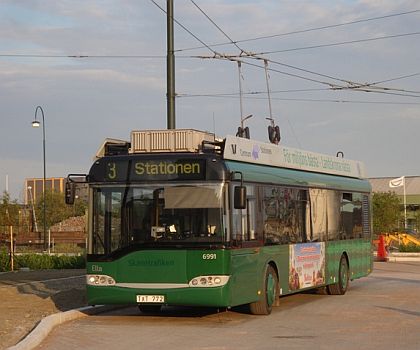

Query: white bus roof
left=223, top=135, right=367, bottom=179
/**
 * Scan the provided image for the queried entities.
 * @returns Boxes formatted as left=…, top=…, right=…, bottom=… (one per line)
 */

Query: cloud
left=1, top=0, right=420, bottom=199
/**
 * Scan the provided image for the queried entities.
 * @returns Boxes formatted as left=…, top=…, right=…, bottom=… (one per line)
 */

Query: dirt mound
left=0, top=269, right=86, bottom=349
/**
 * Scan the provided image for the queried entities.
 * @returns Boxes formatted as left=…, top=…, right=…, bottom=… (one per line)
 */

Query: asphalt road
left=36, top=262, right=420, bottom=350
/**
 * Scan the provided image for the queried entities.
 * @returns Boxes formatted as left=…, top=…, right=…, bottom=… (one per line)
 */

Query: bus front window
left=90, top=184, right=225, bottom=255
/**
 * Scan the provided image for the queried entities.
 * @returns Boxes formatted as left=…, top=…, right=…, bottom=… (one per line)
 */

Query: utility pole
left=167, top=0, right=175, bottom=129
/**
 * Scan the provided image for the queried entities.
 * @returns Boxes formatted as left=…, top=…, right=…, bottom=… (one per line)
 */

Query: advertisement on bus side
left=289, top=242, right=325, bottom=291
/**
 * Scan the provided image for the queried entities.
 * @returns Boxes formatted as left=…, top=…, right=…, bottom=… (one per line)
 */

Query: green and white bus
left=67, top=129, right=372, bottom=315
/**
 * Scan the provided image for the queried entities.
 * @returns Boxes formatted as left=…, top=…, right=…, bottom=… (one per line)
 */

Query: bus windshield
left=90, top=183, right=226, bottom=255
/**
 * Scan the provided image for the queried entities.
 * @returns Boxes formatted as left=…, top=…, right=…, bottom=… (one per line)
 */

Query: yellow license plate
left=136, top=295, right=165, bottom=303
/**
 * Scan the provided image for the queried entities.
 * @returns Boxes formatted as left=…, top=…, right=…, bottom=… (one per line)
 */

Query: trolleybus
left=67, top=129, right=372, bottom=315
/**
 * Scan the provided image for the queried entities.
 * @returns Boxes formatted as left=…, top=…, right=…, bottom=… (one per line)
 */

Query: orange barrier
left=376, top=235, right=388, bottom=262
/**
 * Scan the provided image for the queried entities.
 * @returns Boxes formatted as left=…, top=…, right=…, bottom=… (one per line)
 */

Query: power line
left=184, top=5, right=341, bottom=88
left=256, top=31, right=420, bottom=55
left=149, top=0, right=220, bottom=57
left=177, top=93, right=420, bottom=105
left=185, top=3, right=420, bottom=99
left=189, top=0, right=244, bottom=53
left=194, top=52, right=420, bottom=96
left=243, top=59, right=420, bottom=97
left=177, top=87, right=331, bottom=98
left=5, top=3, right=416, bottom=100
left=0, top=53, right=168, bottom=59
left=348, top=73, right=420, bottom=89
left=176, top=9, right=420, bottom=52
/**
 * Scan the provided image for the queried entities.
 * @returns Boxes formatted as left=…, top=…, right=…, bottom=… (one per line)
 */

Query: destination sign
left=89, top=158, right=206, bottom=182
left=133, top=161, right=200, bottom=176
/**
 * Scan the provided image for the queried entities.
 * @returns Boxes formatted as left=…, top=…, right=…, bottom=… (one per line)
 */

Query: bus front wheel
left=327, top=255, right=349, bottom=295
left=249, top=264, right=278, bottom=315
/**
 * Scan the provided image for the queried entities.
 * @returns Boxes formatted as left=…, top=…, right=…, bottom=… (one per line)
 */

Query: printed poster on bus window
left=289, top=243, right=325, bottom=291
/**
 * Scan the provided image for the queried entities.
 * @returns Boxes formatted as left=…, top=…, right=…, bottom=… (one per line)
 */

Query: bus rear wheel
left=249, top=265, right=278, bottom=315
left=327, top=255, right=349, bottom=295
left=138, top=305, right=162, bottom=314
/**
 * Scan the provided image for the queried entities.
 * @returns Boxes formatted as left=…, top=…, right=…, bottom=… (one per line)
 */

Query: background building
left=25, top=177, right=65, bottom=205
left=369, top=176, right=420, bottom=231
left=24, top=177, right=88, bottom=205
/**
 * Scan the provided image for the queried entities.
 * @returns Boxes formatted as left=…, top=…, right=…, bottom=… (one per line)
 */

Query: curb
left=7, top=305, right=125, bottom=350
left=373, top=253, right=420, bottom=262
left=387, top=253, right=420, bottom=262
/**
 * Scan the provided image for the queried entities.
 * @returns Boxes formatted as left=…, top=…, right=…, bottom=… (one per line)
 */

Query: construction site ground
left=0, top=269, right=86, bottom=349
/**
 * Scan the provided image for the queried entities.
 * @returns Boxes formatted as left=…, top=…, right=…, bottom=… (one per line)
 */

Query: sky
left=0, top=0, right=419, bottom=201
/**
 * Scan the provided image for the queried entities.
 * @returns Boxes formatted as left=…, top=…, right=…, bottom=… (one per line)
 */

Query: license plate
left=136, top=295, right=165, bottom=303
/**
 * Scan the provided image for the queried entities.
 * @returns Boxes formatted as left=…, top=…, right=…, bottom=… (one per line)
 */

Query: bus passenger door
left=230, top=185, right=263, bottom=306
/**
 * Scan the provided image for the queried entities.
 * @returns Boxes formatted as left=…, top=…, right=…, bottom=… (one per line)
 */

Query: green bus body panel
left=87, top=249, right=232, bottom=307
left=225, top=160, right=371, bottom=192
left=326, top=239, right=373, bottom=283
left=87, top=241, right=372, bottom=307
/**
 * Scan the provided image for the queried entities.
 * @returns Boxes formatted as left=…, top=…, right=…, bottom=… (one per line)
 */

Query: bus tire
left=138, top=305, right=162, bottom=314
left=327, top=254, right=349, bottom=295
left=249, top=264, right=278, bottom=315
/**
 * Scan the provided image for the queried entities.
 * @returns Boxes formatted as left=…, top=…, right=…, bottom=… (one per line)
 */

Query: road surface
left=36, top=262, right=420, bottom=350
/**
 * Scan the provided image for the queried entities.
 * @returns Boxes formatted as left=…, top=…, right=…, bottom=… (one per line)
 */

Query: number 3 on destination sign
left=107, top=162, right=117, bottom=179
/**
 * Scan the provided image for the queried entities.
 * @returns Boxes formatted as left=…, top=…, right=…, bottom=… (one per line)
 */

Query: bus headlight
left=189, top=275, right=229, bottom=288
left=87, top=274, right=116, bottom=286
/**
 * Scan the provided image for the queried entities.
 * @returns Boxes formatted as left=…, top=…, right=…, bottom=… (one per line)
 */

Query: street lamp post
left=31, top=106, right=47, bottom=250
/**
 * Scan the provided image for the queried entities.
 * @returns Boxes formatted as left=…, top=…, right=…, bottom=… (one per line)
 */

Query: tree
left=372, top=191, right=401, bottom=234
left=35, top=190, right=87, bottom=230
left=0, top=191, right=20, bottom=233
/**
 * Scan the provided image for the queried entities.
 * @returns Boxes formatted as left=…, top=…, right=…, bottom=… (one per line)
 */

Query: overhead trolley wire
left=253, top=31, right=420, bottom=55
left=4, top=3, right=415, bottom=100
left=4, top=31, right=419, bottom=60
left=184, top=2, right=420, bottom=98
left=177, top=87, right=331, bottom=98
left=0, top=53, right=169, bottom=59
left=176, top=9, right=420, bottom=52
left=189, top=0, right=244, bottom=53
left=149, top=0, right=220, bottom=57
left=177, top=93, right=420, bottom=106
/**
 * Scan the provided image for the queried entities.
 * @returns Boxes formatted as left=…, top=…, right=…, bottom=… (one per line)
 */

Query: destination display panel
left=89, top=156, right=208, bottom=182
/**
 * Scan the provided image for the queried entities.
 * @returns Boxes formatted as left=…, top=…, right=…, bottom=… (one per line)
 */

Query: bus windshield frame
left=88, top=182, right=227, bottom=258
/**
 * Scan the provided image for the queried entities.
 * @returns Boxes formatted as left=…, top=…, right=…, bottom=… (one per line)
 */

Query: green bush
left=0, top=248, right=10, bottom=272
left=0, top=250, right=85, bottom=271
left=399, top=244, right=420, bottom=252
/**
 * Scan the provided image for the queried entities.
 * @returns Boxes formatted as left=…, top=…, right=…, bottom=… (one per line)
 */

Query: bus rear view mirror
left=65, top=181, right=76, bottom=205
left=234, top=186, right=246, bottom=209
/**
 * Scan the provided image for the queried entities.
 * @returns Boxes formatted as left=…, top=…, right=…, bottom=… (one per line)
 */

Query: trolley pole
left=166, top=0, right=176, bottom=129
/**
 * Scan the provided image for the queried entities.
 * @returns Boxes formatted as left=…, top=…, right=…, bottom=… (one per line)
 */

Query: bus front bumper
left=87, top=284, right=231, bottom=308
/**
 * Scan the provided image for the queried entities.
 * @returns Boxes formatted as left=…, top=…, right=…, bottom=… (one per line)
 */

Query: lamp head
left=32, top=120, right=40, bottom=128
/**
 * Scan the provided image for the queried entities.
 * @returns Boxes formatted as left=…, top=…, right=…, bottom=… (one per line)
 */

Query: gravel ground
left=0, top=269, right=87, bottom=349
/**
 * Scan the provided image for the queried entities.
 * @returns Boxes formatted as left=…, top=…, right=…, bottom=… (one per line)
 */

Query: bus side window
left=263, top=186, right=281, bottom=244
left=341, top=192, right=363, bottom=239
left=309, top=189, right=327, bottom=242
left=262, top=186, right=306, bottom=245
left=231, top=185, right=258, bottom=244
left=326, top=190, right=341, bottom=241
left=352, top=193, right=363, bottom=238
left=341, top=193, right=353, bottom=239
